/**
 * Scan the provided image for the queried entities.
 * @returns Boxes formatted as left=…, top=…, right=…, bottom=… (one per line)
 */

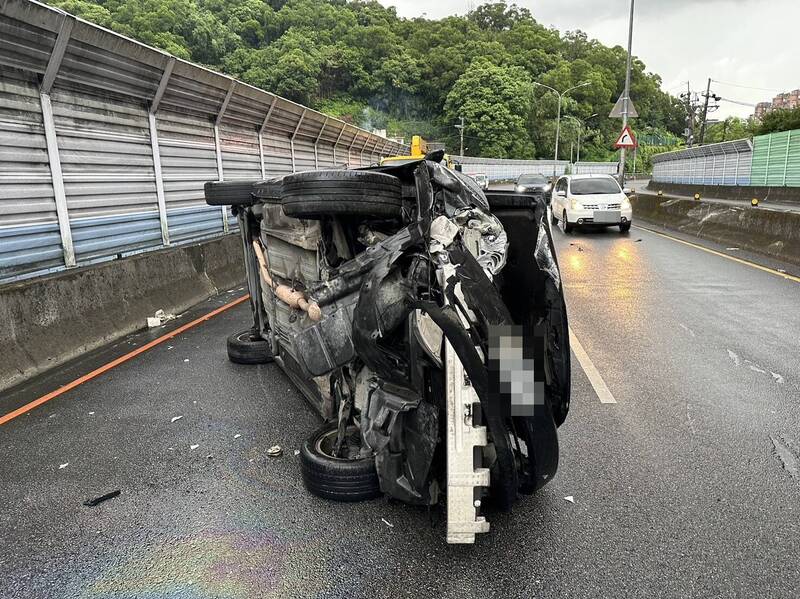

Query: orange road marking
left=0, top=294, right=250, bottom=426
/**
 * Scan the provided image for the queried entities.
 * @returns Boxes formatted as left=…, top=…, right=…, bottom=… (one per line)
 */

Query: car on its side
left=515, top=173, right=551, bottom=194
left=550, top=174, right=632, bottom=233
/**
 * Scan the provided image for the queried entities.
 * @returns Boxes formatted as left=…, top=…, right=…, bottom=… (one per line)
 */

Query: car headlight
left=543, top=184, right=552, bottom=192
left=515, top=185, right=525, bottom=193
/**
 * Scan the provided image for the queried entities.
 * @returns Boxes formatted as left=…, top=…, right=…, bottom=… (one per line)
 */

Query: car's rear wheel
left=300, top=422, right=382, bottom=502
left=562, top=210, right=574, bottom=233
left=281, top=170, right=403, bottom=219
left=550, top=209, right=558, bottom=226
left=226, top=329, right=273, bottom=364
left=619, top=221, right=631, bottom=233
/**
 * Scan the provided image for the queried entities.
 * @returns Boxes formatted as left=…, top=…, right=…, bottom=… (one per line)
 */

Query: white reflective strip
left=569, top=328, right=617, bottom=404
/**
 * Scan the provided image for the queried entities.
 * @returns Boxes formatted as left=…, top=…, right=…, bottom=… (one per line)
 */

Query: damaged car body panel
left=204, top=153, right=570, bottom=543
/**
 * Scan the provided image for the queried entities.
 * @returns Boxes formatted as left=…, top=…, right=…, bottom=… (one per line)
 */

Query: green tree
left=757, top=107, right=800, bottom=135
left=444, top=59, right=534, bottom=158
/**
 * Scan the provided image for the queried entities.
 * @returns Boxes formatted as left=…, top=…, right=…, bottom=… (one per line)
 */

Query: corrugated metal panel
left=752, top=130, right=800, bottom=187
left=0, top=67, right=63, bottom=275
left=786, top=131, right=800, bottom=186
left=0, top=0, right=407, bottom=283
left=573, top=162, right=619, bottom=175
left=261, top=132, right=293, bottom=176
left=455, top=156, right=569, bottom=180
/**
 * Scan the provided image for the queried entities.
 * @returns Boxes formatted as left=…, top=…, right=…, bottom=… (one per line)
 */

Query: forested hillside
left=48, top=0, right=686, bottom=161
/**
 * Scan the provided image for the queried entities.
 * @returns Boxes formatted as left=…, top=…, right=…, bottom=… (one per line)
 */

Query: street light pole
left=564, top=113, right=598, bottom=166
left=532, top=81, right=591, bottom=174
left=619, top=0, right=635, bottom=185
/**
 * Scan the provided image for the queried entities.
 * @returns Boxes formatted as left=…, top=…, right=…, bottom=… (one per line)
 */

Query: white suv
left=551, top=174, right=632, bottom=233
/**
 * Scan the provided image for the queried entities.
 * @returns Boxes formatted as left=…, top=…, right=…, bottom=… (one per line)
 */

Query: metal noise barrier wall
left=750, top=130, right=800, bottom=187
left=0, top=0, right=407, bottom=284
left=651, top=139, right=753, bottom=185
left=454, top=156, right=570, bottom=181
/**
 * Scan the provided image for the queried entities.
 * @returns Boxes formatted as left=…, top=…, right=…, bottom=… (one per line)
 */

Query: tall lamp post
left=564, top=113, right=598, bottom=164
left=619, top=0, right=635, bottom=184
left=532, top=81, right=592, bottom=170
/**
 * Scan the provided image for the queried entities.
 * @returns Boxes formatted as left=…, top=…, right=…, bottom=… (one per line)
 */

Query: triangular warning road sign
left=609, top=94, right=638, bottom=118
left=614, top=125, right=637, bottom=149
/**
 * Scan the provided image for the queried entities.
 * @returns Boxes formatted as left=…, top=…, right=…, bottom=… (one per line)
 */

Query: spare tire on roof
left=281, top=170, right=403, bottom=219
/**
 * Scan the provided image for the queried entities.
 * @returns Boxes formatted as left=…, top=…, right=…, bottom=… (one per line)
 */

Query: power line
left=717, top=96, right=757, bottom=108
left=712, top=80, right=783, bottom=93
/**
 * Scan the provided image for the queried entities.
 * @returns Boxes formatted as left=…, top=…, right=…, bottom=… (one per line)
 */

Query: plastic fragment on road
left=293, top=449, right=300, bottom=456
left=266, top=445, right=283, bottom=457
left=564, top=496, right=575, bottom=504
left=88, top=412, right=95, bottom=415
left=170, top=415, right=183, bottom=423
left=726, top=247, right=740, bottom=251
left=147, top=309, right=177, bottom=328
left=83, top=489, right=121, bottom=507
left=381, top=517, right=394, bottom=528
left=771, top=372, right=785, bottom=384
left=233, top=434, right=241, bottom=439
left=635, top=238, right=642, bottom=242
left=59, top=463, right=69, bottom=469
left=190, top=444, right=199, bottom=450
left=183, top=359, right=189, bottom=363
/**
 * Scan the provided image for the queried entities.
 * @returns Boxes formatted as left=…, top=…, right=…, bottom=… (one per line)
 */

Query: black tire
left=619, top=221, right=631, bottom=233
left=226, top=329, right=273, bottom=364
left=562, top=210, right=574, bottom=233
left=204, top=180, right=258, bottom=206
left=252, top=177, right=283, bottom=204
left=551, top=209, right=558, bottom=226
left=281, top=170, right=402, bottom=219
left=300, top=422, right=382, bottom=502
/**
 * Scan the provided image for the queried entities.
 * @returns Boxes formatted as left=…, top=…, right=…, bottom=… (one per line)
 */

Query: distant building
left=753, top=89, right=800, bottom=119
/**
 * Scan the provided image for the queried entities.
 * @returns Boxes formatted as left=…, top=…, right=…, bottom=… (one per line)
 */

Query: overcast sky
left=378, top=0, right=798, bottom=120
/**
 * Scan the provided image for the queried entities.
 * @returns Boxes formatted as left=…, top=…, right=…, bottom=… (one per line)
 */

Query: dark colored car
left=204, top=153, right=571, bottom=543
left=515, top=173, right=552, bottom=194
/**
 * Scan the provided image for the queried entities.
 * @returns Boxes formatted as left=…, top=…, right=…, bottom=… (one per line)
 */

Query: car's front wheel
left=300, top=423, right=382, bottom=502
left=562, top=210, right=574, bottom=233
left=619, top=221, right=631, bottom=233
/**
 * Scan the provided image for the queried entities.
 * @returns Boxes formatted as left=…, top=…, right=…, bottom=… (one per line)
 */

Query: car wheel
left=619, top=221, right=632, bottom=233
left=252, top=177, right=283, bottom=204
left=226, top=329, right=273, bottom=364
left=281, top=170, right=403, bottom=219
left=562, top=210, right=574, bottom=233
left=300, top=422, right=382, bottom=502
left=550, top=209, right=558, bottom=226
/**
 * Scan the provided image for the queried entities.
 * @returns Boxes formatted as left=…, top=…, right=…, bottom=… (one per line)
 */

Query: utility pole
left=455, top=116, right=465, bottom=156
left=698, top=78, right=721, bottom=145
left=682, top=81, right=696, bottom=147
left=618, top=0, right=635, bottom=185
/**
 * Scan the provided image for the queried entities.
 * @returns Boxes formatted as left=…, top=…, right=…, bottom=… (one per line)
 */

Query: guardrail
left=0, top=0, right=407, bottom=283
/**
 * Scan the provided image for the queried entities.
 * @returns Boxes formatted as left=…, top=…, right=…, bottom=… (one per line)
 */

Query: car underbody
left=205, top=153, right=571, bottom=543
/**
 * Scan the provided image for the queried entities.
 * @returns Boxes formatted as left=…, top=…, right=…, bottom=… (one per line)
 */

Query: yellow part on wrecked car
left=380, top=134, right=456, bottom=168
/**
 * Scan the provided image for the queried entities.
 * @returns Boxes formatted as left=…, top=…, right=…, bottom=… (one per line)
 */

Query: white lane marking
left=569, top=328, right=617, bottom=404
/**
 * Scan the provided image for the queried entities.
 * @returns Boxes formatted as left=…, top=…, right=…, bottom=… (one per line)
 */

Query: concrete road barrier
left=631, top=193, right=800, bottom=266
left=0, top=235, right=245, bottom=393
left=646, top=181, right=800, bottom=205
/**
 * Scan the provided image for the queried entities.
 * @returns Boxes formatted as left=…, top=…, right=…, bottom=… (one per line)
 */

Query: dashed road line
left=569, top=327, right=617, bottom=404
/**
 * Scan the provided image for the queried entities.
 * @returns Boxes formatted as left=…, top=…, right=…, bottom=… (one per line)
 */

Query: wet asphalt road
left=1, top=220, right=800, bottom=598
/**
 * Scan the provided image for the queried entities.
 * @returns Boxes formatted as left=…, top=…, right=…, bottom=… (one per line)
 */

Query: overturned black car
left=205, top=153, right=570, bottom=543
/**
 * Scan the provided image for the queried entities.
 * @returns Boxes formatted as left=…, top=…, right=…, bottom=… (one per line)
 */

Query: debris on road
left=170, top=415, right=184, bottom=423
left=771, top=372, right=785, bottom=384
left=564, top=496, right=575, bottom=504
left=183, top=359, right=190, bottom=363
left=634, top=238, right=642, bottom=242
left=190, top=444, right=199, bottom=450
left=233, top=434, right=241, bottom=439
left=266, top=445, right=283, bottom=457
left=147, top=309, right=176, bottom=328
left=88, top=412, right=95, bottom=415
left=381, top=517, right=394, bottom=528
left=58, top=463, right=69, bottom=469
left=293, top=449, right=300, bottom=456
left=83, top=489, right=121, bottom=507
left=726, top=247, right=740, bottom=251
